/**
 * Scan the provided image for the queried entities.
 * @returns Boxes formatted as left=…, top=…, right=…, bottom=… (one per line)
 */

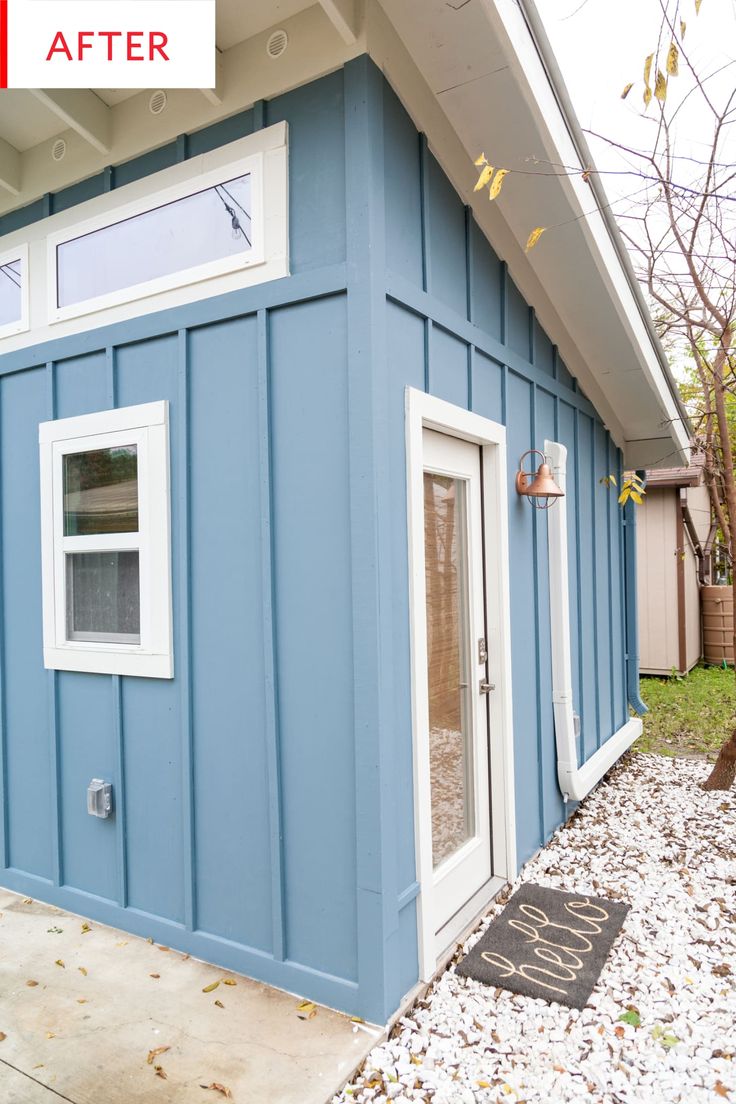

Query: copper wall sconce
left=515, top=449, right=564, bottom=509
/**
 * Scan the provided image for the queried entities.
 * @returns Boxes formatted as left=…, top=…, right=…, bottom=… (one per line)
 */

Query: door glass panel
left=66, top=551, right=141, bottom=643
left=424, top=472, right=475, bottom=868
left=0, top=257, right=22, bottom=326
left=63, top=446, right=138, bottom=536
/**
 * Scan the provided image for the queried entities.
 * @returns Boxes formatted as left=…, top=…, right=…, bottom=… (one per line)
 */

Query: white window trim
left=0, top=123, right=289, bottom=356
left=47, top=154, right=266, bottom=324
left=0, top=243, right=29, bottom=339
left=39, top=401, right=174, bottom=679
left=405, top=388, right=517, bottom=982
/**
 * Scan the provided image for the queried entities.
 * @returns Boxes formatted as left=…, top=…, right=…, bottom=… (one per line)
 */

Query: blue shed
left=0, top=0, right=688, bottom=1025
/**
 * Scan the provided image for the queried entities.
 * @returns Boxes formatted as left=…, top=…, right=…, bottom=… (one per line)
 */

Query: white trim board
left=405, top=388, right=516, bottom=983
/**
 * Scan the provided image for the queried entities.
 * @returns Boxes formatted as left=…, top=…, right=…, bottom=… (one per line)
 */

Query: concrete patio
left=0, top=889, right=382, bottom=1104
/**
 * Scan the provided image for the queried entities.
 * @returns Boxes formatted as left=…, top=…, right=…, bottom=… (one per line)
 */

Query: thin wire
left=0, top=264, right=20, bottom=289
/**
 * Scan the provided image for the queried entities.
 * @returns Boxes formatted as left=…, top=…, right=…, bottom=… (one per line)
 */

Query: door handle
left=479, top=680, right=495, bottom=694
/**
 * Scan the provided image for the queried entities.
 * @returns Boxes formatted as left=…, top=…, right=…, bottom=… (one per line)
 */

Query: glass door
left=422, top=429, right=492, bottom=935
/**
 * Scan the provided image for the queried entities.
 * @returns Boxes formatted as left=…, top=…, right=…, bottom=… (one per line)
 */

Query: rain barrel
left=702, top=585, right=734, bottom=666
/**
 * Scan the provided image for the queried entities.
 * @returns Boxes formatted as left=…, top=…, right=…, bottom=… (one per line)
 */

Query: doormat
left=455, top=883, right=629, bottom=1009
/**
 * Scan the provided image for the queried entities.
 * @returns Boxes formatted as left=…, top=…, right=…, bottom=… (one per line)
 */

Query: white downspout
left=545, top=440, right=642, bottom=803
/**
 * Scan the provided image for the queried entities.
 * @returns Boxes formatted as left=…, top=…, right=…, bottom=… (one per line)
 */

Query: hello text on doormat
left=455, top=883, right=629, bottom=1009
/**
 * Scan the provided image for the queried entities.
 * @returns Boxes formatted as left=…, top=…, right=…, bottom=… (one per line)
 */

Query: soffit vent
left=149, top=90, right=168, bottom=116
left=266, top=29, right=288, bottom=59
left=51, top=138, right=66, bottom=163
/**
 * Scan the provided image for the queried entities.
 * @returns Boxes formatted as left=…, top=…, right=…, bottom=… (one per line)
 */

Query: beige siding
left=684, top=528, right=702, bottom=669
left=637, top=487, right=680, bottom=674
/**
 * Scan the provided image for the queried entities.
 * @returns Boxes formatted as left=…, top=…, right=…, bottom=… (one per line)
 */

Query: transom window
left=0, top=245, right=29, bottom=338
left=55, top=172, right=253, bottom=313
left=39, top=402, right=173, bottom=678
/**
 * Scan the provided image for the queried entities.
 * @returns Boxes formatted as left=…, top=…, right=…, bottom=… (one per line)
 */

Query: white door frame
left=405, top=387, right=517, bottom=981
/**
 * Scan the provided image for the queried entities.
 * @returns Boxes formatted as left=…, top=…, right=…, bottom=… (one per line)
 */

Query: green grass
left=634, top=664, right=736, bottom=760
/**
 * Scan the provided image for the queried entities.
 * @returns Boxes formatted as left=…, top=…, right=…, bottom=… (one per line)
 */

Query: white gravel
left=335, top=754, right=736, bottom=1104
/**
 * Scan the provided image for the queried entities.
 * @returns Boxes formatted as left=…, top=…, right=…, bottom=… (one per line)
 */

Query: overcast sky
left=540, top=0, right=736, bottom=204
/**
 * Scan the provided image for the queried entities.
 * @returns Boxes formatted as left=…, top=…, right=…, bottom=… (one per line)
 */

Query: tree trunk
left=703, top=729, right=736, bottom=790
left=703, top=341, right=736, bottom=791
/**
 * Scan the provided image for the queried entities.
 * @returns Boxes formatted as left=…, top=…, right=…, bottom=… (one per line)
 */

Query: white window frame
left=47, top=152, right=266, bottom=323
left=39, top=401, right=173, bottom=679
left=0, top=243, right=29, bottom=339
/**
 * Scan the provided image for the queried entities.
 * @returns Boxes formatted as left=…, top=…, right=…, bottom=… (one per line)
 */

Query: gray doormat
left=455, top=883, right=629, bottom=1009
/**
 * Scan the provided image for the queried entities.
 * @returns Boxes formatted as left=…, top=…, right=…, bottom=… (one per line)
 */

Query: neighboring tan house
left=637, top=455, right=712, bottom=676
left=0, top=0, right=689, bottom=1023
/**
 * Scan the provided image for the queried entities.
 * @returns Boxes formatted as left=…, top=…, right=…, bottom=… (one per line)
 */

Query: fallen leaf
left=150, top=973, right=160, bottom=979
left=54, top=960, right=65, bottom=969
left=32, top=1064, right=44, bottom=1070
left=147, top=937, right=154, bottom=944
left=158, top=946, right=170, bottom=952
left=477, top=1081, right=491, bottom=1089
left=618, top=1009, right=641, bottom=1027
left=116, top=941, right=128, bottom=948
left=214, top=999, right=224, bottom=1009
left=296, top=1000, right=317, bottom=1020
left=26, top=980, right=39, bottom=987
left=46, top=1032, right=56, bottom=1040
left=621, top=82, right=633, bottom=99
left=154, top=1066, right=167, bottom=1080
left=47, top=926, right=63, bottom=935
left=81, top=922, right=91, bottom=934
left=614, top=1025, right=625, bottom=1038
left=23, top=898, right=33, bottom=904
left=222, top=979, right=237, bottom=987
left=147, top=1046, right=171, bottom=1065
left=714, top=1082, right=730, bottom=1099
left=350, top=1016, right=364, bottom=1023
left=410, top=1054, right=422, bottom=1066
left=0, top=1032, right=6, bottom=1042
left=202, top=981, right=220, bottom=993
left=78, top=967, right=87, bottom=977
left=201, top=1084, right=232, bottom=1099
left=713, top=964, right=731, bottom=977
left=553, top=1065, right=566, bottom=1073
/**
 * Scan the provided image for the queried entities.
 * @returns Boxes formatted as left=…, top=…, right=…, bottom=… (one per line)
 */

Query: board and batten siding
left=0, top=57, right=630, bottom=1024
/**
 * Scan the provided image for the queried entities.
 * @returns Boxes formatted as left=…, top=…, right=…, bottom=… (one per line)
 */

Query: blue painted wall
left=0, top=57, right=630, bottom=1024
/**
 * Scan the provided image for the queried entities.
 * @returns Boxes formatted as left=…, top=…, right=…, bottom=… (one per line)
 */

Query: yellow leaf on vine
left=525, top=227, right=546, bottom=252
left=489, top=169, right=509, bottom=200
left=474, top=152, right=488, bottom=167
left=474, top=164, right=494, bottom=192
left=643, top=86, right=652, bottom=107
left=654, top=70, right=667, bottom=101
left=621, top=82, right=634, bottom=99
left=695, top=0, right=702, bottom=14
left=680, top=18, right=686, bottom=36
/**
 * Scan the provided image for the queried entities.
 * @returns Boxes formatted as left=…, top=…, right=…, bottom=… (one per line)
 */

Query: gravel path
left=335, top=754, right=736, bottom=1104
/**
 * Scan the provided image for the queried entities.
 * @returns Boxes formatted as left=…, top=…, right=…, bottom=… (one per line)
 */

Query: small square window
left=39, top=401, right=173, bottom=678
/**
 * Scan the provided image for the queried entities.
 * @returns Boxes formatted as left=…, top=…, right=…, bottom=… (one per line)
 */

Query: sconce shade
left=515, top=449, right=564, bottom=507
left=525, top=462, right=564, bottom=498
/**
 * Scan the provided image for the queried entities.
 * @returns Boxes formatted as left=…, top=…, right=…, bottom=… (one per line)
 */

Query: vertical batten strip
left=552, top=345, right=559, bottom=382
left=606, top=434, right=616, bottom=731
left=112, top=674, right=127, bottom=905
left=46, top=361, right=62, bottom=886
left=0, top=376, right=5, bottom=868
left=345, top=55, right=397, bottom=1020
left=253, top=99, right=266, bottom=131
left=177, top=329, right=196, bottom=932
left=500, top=261, right=508, bottom=347
left=617, top=448, right=628, bottom=724
left=573, top=408, right=585, bottom=746
left=257, top=306, right=285, bottom=962
left=465, top=207, right=474, bottom=408
left=590, top=421, right=601, bottom=750
left=530, top=384, right=545, bottom=842
left=106, top=347, right=127, bottom=905
left=419, top=134, right=432, bottom=392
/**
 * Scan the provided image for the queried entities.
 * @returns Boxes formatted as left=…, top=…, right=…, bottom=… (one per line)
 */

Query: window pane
left=64, top=446, right=138, bottom=536
left=424, top=472, right=475, bottom=869
left=0, top=258, right=22, bottom=326
left=57, top=173, right=252, bottom=308
left=66, top=551, right=140, bottom=643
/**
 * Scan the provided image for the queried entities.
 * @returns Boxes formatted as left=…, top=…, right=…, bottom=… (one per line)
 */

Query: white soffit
left=374, top=0, right=689, bottom=468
